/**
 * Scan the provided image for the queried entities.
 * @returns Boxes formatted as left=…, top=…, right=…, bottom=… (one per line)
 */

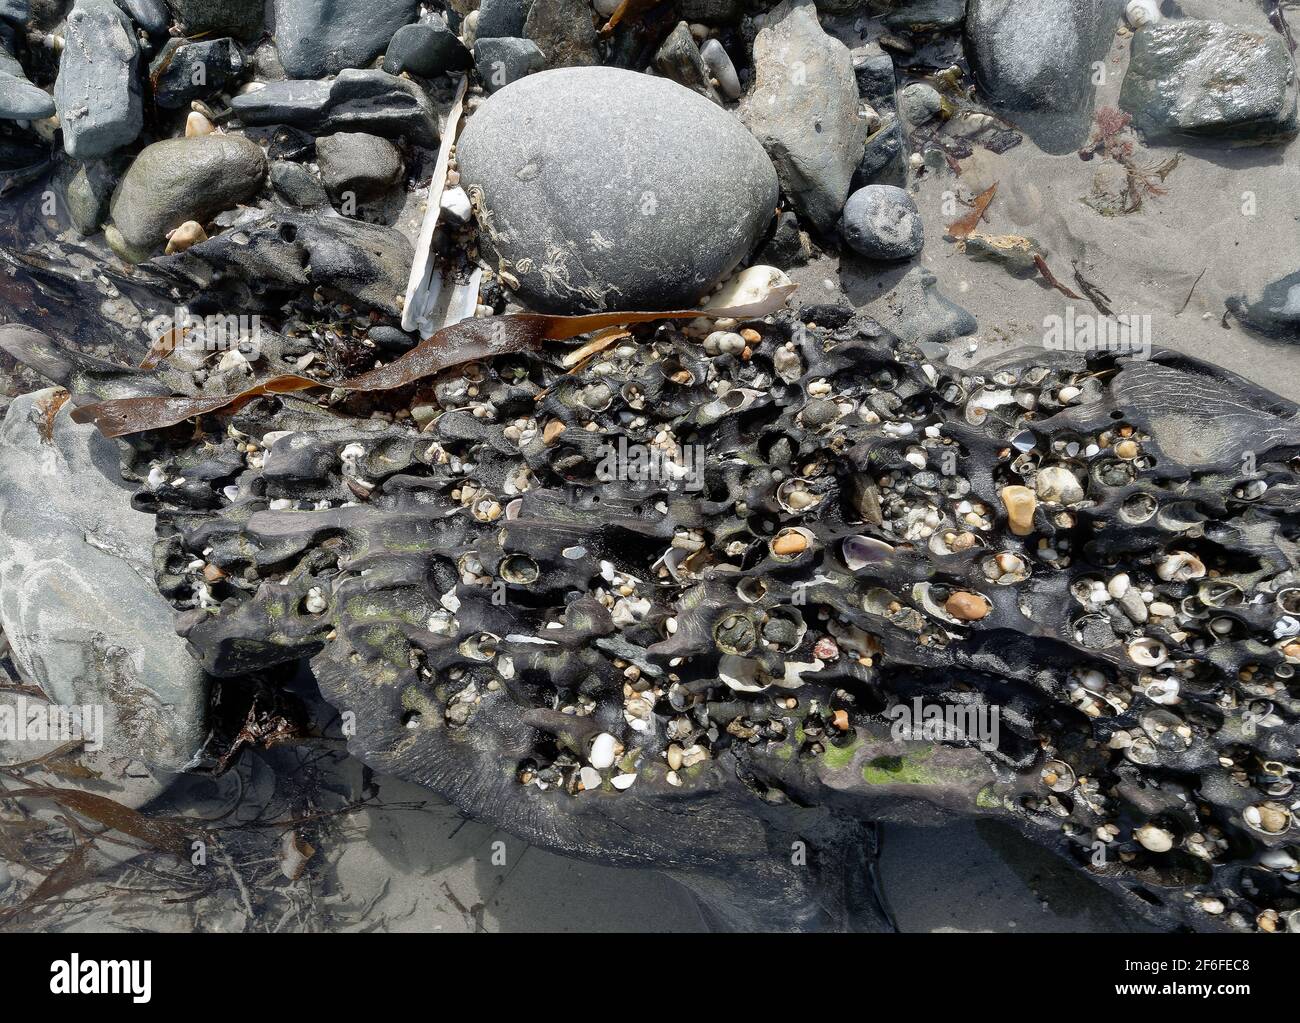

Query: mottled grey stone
left=383, top=20, right=472, bottom=77
left=839, top=183, right=923, bottom=261
left=456, top=66, right=778, bottom=313
left=150, top=36, right=245, bottom=108
left=1120, top=20, right=1299, bottom=141
left=966, top=0, right=1122, bottom=152
left=53, top=0, right=142, bottom=160
left=866, top=265, right=977, bottom=344
left=741, top=0, right=865, bottom=233
left=0, top=386, right=208, bottom=771
left=273, top=0, right=418, bottom=78
left=165, top=0, right=264, bottom=38
left=523, top=0, right=597, bottom=68
left=316, top=131, right=404, bottom=203
left=105, top=133, right=267, bottom=262
left=884, top=0, right=965, bottom=30
left=473, top=36, right=544, bottom=92
left=230, top=69, right=439, bottom=147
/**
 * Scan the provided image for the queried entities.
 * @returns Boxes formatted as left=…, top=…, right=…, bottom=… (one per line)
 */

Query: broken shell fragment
left=1000, top=485, right=1037, bottom=536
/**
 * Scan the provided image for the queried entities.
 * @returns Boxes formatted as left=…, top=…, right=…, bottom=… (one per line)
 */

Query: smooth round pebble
left=839, top=184, right=924, bottom=261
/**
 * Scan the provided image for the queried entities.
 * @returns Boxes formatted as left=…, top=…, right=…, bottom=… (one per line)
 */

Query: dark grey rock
left=1120, top=20, right=1299, bottom=141
left=1227, top=270, right=1300, bottom=341
left=966, top=0, right=1122, bottom=153
left=0, top=387, right=209, bottom=771
left=866, top=265, right=976, bottom=344
left=65, top=157, right=122, bottom=233
left=53, top=0, right=143, bottom=160
left=851, top=40, right=896, bottom=113
left=473, top=36, right=544, bottom=92
left=383, top=20, right=472, bottom=77
left=150, top=36, right=245, bottom=108
left=653, top=20, right=719, bottom=103
left=165, top=0, right=264, bottom=38
left=105, top=133, right=267, bottom=262
left=476, top=0, right=530, bottom=39
left=269, top=158, right=330, bottom=208
left=853, top=116, right=907, bottom=189
left=456, top=66, right=778, bottom=313
left=114, top=0, right=167, bottom=34
left=839, top=184, right=923, bottom=261
left=523, top=0, right=597, bottom=68
left=316, top=131, right=404, bottom=203
left=0, top=69, right=53, bottom=119
left=742, top=0, right=865, bottom=234
left=699, top=38, right=740, bottom=100
left=678, top=0, right=741, bottom=21
left=153, top=211, right=414, bottom=316
left=0, top=0, right=26, bottom=28
left=274, top=0, right=418, bottom=78
left=230, top=69, right=439, bottom=147
left=884, top=0, right=965, bottom=30
left=368, top=324, right=417, bottom=353
left=757, top=209, right=811, bottom=268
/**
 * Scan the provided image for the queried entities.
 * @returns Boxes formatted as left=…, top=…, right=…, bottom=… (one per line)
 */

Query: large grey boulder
left=456, top=66, right=778, bottom=313
left=966, top=0, right=1122, bottom=152
left=741, top=0, right=865, bottom=234
left=105, top=134, right=267, bottom=263
left=230, top=69, right=439, bottom=147
left=0, top=385, right=208, bottom=771
left=274, top=0, right=419, bottom=78
left=53, top=0, right=142, bottom=160
left=1120, top=20, right=1299, bottom=142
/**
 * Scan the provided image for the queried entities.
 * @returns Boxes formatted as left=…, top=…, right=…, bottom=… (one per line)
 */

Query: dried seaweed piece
left=1, top=785, right=194, bottom=858
left=1033, top=254, right=1083, bottom=300
left=72, top=295, right=795, bottom=438
left=0, top=842, right=93, bottom=925
left=946, top=183, right=996, bottom=239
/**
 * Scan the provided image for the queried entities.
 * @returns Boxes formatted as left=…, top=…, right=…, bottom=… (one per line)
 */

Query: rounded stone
left=456, top=66, right=779, bottom=313
left=838, top=184, right=924, bottom=261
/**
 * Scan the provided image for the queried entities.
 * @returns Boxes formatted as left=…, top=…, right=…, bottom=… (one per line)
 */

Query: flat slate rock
left=0, top=384, right=209, bottom=771
left=150, top=36, right=245, bottom=108
left=231, top=69, right=440, bottom=147
left=53, top=0, right=142, bottom=160
left=456, top=66, right=778, bottom=313
left=274, top=0, right=419, bottom=78
left=1120, top=19, right=1299, bottom=141
left=1228, top=269, right=1300, bottom=340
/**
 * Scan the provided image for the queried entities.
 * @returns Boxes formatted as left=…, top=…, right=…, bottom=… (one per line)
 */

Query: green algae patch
left=821, top=736, right=861, bottom=770
left=862, top=745, right=936, bottom=785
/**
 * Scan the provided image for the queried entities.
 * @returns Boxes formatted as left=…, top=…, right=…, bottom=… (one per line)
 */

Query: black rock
left=523, top=0, right=598, bottom=68
left=273, top=0, right=418, bottom=79
left=800, top=302, right=853, bottom=328
left=757, top=210, right=810, bottom=268
left=476, top=0, right=531, bottom=39
left=472, top=36, right=544, bottom=93
left=1227, top=270, right=1300, bottom=341
left=230, top=69, right=439, bottom=148
left=368, top=324, right=417, bottom=353
left=852, top=117, right=907, bottom=190
left=315, top=131, right=405, bottom=203
left=382, top=20, right=472, bottom=77
left=165, top=0, right=264, bottom=38
left=150, top=37, right=245, bottom=108
left=269, top=159, right=330, bottom=208
left=114, top=0, right=167, bottom=34
left=850, top=40, right=897, bottom=114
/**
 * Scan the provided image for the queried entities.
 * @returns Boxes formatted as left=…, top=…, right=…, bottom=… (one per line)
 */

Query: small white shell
left=1124, top=0, right=1160, bottom=29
